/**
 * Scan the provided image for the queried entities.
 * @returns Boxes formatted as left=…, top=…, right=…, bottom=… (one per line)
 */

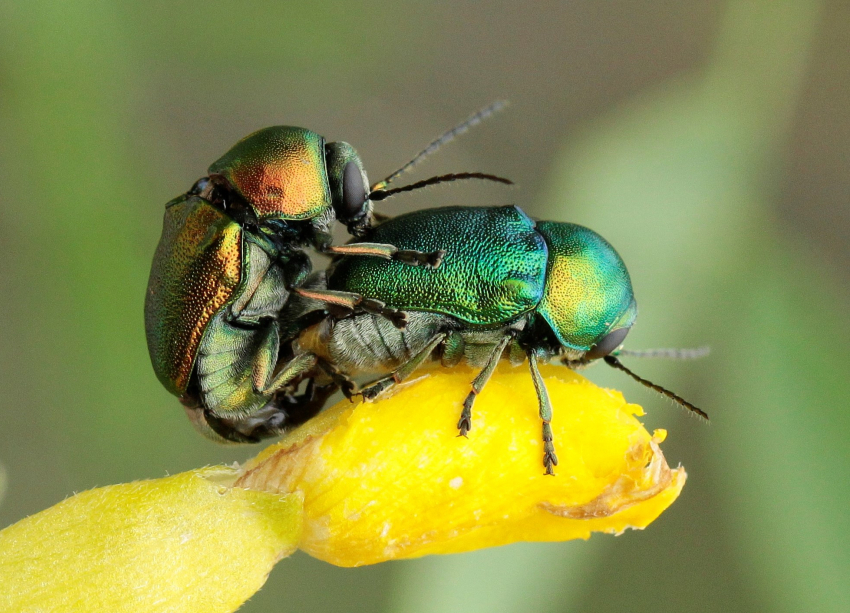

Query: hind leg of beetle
left=360, top=332, right=447, bottom=400
left=457, top=336, right=510, bottom=437
left=323, top=243, right=445, bottom=269
left=232, top=349, right=320, bottom=439
left=317, top=361, right=358, bottom=399
left=221, top=377, right=330, bottom=442
left=293, top=287, right=407, bottom=329
left=528, top=350, right=558, bottom=475
left=259, top=351, right=318, bottom=395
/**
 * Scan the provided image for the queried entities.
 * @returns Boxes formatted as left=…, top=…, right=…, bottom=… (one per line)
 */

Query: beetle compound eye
left=586, top=327, right=630, bottom=360
left=342, top=160, right=368, bottom=220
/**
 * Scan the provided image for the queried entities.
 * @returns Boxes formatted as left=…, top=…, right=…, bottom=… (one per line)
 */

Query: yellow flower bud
left=238, top=363, right=685, bottom=567
left=0, top=364, right=684, bottom=611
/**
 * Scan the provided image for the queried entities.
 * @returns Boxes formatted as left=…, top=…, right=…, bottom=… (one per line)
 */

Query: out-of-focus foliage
left=539, top=4, right=850, bottom=611
left=0, top=0, right=847, bottom=612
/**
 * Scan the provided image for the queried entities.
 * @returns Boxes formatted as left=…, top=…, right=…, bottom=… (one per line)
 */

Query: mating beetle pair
left=145, top=106, right=705, bottom=474
left=145, top=105, right=511, bottom=443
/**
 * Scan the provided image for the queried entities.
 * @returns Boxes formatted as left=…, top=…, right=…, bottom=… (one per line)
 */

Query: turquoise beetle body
left=290, top=205, right=638, bottom=474
left=327, top=205, right=637, bottom=350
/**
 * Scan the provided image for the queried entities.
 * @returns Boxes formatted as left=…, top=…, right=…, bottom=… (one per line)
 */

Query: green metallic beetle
left=284, top=205, right=706, bottom=474
left=145, top=105, right=511, bottom=443
left=201, top=102, right=511, bottom=271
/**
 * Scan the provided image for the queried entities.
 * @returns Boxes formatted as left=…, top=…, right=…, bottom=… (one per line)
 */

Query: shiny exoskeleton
left=145, top=105, right=510, bottom=443
left=144, top=192, right=324, bottom=442
left=285, top=205, right=706, bottom=474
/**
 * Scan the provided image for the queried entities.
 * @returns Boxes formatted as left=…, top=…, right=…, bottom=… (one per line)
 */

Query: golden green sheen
left=208, top=126, right=331, bottom=221
left=536, top=221, right=636, bottom=350
left=144, top=196, right=245, bottom=395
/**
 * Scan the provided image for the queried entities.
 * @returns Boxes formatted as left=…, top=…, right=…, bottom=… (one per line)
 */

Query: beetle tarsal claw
left=360, top=379, right=392, bottom=401
left=543, top=450, right=559, bottom=476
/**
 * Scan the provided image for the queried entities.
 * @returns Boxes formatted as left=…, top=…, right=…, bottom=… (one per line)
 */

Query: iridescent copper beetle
left=145, top=104, right=511, bottom=442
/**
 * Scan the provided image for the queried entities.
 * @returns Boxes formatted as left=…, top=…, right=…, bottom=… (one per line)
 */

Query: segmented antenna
left=603, top=355, right=709, bottom=420
left=370, top=100, right=508, bottom=192
left=369, top=172, right=513, bottom=201
left=616, top=347, right=710, bottom=360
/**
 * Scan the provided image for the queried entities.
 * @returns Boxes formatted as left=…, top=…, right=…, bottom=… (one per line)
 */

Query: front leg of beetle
left=528, top=349, right=558, bottom=476
left=314, top=231, right=444, bottom=268
left=293, top=287, right=407, bottom=329
left=324, top=243, right=445, bottom=268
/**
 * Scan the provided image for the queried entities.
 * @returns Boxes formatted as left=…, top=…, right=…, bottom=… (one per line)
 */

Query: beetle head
left=325, top=141, right=373, bottom=236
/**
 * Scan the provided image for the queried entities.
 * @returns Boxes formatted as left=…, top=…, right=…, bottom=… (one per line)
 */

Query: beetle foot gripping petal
left=457, top=393, right=474, bottom=437
left=360, top=378, right=395, bottom=401
left=456, top=417, right=471, bottom=438
left=542, top=429, right=559, bottom=476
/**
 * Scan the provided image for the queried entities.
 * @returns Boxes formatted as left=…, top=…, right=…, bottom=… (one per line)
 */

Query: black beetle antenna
left=369, top=172, right=513, bottom=201
left=370, top=100, right=508, bottom=192
left=615, top=346, right=710, bottom=360
left=603, top=355, right=709, bottom=421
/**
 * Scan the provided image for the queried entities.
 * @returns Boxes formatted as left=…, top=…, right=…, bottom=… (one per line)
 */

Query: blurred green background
left=1, top=1, right=848, bottom=611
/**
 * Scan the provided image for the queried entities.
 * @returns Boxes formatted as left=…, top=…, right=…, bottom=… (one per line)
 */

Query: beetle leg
left=457, top=336, right=511, bottom=437
left=275, top=378, right=339, bottom=427
left=323, top=243, right=445, bottom=269
left=528, top=350, right=558, bottom=475
left=293, top=287, right=407, bottom=329
left=260, top=351, right=318, bottom=394
left=206, top=352, right=321, bottom=442
left=441, top=331, right=465, bottom=367
left=317, top=361, right=358, bottom=399
left=360, top=332, right=447, bottom=400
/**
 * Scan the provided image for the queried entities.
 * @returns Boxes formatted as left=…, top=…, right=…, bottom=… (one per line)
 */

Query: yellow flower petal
left=0, top=467, right=302, bottom=613
left=238, top=363, right=685, bottom=567
left=0, top=364, right=685, bottom=610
